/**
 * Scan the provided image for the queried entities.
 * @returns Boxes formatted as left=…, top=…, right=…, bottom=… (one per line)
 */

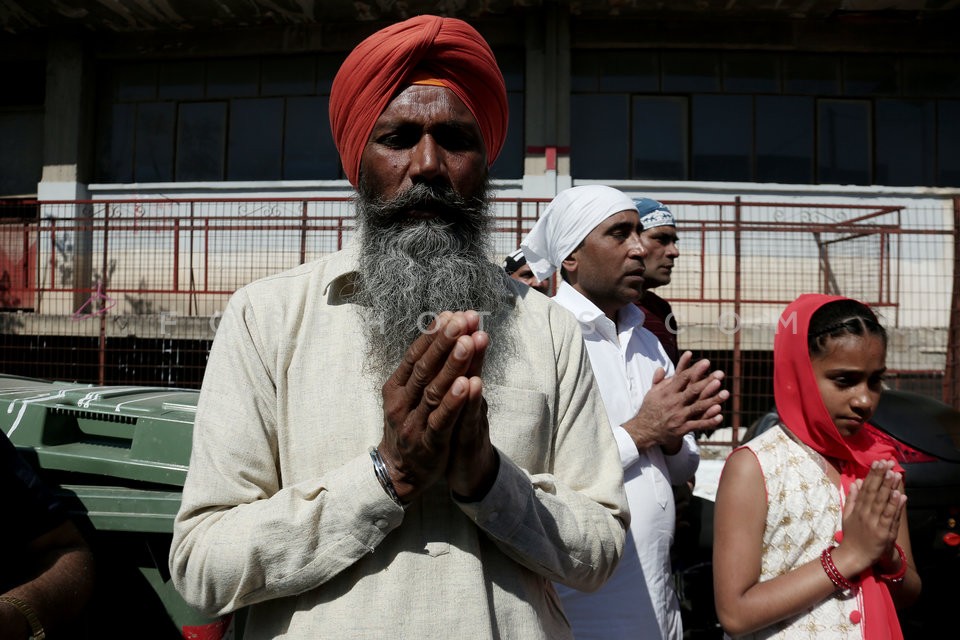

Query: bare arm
left=715, top=453, right=920, bottom=636
left=0, top=520, right=94, bottom=640
left=713, top=448, right=841, bottom=636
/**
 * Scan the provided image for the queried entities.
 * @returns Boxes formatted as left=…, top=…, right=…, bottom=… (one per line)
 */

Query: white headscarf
left=521, top=185, right=638, bottom=282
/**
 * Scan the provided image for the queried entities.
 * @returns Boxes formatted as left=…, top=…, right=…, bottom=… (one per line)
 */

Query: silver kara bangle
left=0, top=595, right=46, bottom=640
left=369, top=446, right=403, bottom=507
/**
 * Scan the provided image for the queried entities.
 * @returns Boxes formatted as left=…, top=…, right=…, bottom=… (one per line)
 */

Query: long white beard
left=353, top=180, right=514, bottom=381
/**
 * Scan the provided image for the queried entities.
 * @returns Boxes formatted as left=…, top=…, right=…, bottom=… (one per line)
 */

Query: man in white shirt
left=522, top=185, right=728, bottom=640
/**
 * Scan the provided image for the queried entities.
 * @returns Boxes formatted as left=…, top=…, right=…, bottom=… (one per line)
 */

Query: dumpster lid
left=0, top=375, right=198, bottom=488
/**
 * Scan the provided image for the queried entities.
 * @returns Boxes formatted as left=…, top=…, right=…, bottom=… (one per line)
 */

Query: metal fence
left=1, top=196, right=957, bottom=441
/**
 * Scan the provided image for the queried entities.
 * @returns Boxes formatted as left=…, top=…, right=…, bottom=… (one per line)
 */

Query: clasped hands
left=621, top=351, right=729, bottom=454
left=831, top=460, right=907, bottom=578
left=378, top=310, right=499, bottom=504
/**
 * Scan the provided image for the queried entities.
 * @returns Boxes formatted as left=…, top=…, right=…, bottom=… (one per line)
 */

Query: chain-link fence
left=2, top=196, right=956, bottom=441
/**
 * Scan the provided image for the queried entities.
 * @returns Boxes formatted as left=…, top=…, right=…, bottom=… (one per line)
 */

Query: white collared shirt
left=553, top=279, right=699, bottom=640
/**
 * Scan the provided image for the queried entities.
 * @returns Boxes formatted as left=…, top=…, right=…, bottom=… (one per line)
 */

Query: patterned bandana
left=634, top=197, right=675, bottom=230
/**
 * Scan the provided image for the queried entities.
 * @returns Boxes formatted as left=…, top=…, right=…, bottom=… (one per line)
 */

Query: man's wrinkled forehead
left=376, top=83, right=483, bottom=135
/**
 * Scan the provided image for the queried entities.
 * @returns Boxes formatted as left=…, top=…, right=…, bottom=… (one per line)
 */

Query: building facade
left=2, top=1, right=958, bottom=201
left=1, top=1, right=959, bottom=408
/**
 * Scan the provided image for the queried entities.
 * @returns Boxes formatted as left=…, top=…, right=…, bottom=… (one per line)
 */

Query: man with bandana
left=522, top=185, right=727, bottom=640
left=632, top=197, right=704, bottom=629
left=503, top=248, right=551, bottom=294
left=169, top=16, right=628, bottom=639
left=634, top=198, right=681, bottom=366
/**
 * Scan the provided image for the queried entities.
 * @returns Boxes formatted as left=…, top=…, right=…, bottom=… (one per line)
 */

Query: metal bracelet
left=369, top=446, right=403, bottom=507
left=0, top=595, right=46, bottom=640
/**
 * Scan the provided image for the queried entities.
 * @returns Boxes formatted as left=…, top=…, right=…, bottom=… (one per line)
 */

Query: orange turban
left=329, top=15, right=509, bottom=187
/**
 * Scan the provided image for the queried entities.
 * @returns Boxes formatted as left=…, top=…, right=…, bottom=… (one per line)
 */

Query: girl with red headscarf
left=713, top=294, right=920, bottom=639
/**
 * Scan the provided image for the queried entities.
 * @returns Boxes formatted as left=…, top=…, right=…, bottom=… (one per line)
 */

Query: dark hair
left=503, top=254, right=525, bottom=275
left=808, top=299, right=887, bottom=357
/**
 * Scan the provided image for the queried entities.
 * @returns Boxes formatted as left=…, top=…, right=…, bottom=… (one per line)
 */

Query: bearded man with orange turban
left=170, top=15, right=628, bottom=639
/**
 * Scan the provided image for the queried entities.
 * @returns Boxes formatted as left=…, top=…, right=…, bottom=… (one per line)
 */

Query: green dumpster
left=0, top=374, right=239, bottom=639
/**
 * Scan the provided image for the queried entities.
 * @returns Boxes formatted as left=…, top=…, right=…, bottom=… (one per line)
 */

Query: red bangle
left=878, top=543, right=907, bottom=584
left=820, top=546, right=859, bottom=592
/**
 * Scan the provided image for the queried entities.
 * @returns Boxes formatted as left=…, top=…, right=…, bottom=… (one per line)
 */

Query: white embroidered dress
left=736, top=425, right=865, bottom=640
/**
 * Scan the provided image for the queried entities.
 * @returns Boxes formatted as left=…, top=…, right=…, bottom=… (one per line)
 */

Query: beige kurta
left=169, top=245, right=629, bottom=639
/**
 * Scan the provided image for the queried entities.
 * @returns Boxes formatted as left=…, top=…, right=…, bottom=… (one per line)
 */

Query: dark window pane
left=756, top=96, right=814, bottom=184
left=0, top=110, right=43, bottom=195
left=96, top=103, right=135, bottom=182
left=495, top=50, right=525, bottom=92
left=631, top=96, right=687, bottom=180
left=228, top=98, right=283, bottom=181
left=1, top=60, right=45, bottom=106
left=903, top=56, right=960, bottom=97
left=176, top=102, right=226, bottom=181
left=262, top=56, right=316, bottom=96
left=491, top=92, right=523, bottom=179
left=784, top=55, right=840, bottom=95
left=723, top=53, right=779, bottom=94
left=571, top=51, right=601, bottom=93
left=691, top=95, right=752, bottom=182
left=207, top=59, right=259, bottom=98
left=114, top=63, right=157, bottom=102
left=937, top=100, right=960, bottom=186
left=284, top=96, right=339, bottom=180
left=599, top=52, right=658, bottom=92
left=662, top=52, right=720, bottom=93
left=316, top=54, right=342, bottom=94
left=492, top=50, right=525, bottom=177
left=844, top=56, right=899, bottom=97
left=875, top=100, right=935, bottom=186
left=134, top=102, right=175, bottom=182
left=571, top=94, right=629, bottom=179
left=158, top=61, right=205, bottom=100
left=818, top=99, right=870, bottom=185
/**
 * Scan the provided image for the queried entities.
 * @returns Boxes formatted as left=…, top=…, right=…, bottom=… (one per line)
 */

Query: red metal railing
left=1, top=196, right=955, bottom=441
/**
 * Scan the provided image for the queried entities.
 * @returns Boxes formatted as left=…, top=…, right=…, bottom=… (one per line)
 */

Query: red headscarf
left=328, top=15, right=509, bottom=187
left=774, top=293, right=903, bottom=640
left=774, top=293, right=901, bottom=482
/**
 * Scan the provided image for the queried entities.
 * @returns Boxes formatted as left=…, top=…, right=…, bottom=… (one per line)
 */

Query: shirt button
left=849, top=610, right=861, bottom=625
left=487, top=511, right=499, bottom=522
left=374, top=519, right=389, bottom=529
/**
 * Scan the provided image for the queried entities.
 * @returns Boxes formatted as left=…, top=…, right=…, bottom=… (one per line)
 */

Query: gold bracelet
left=0, top=595, right=46, bottom=640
